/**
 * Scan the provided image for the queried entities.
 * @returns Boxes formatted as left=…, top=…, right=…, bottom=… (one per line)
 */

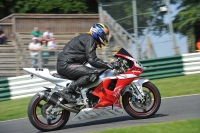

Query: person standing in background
left=41, top=40, right=50, bottom=64
left=28, top=37, right=41, bottom=67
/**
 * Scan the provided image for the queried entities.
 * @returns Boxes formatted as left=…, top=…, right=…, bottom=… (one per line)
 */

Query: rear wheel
left=122, top=82, right=161, bottom=119
left=28, top=93, right=70, bottom=131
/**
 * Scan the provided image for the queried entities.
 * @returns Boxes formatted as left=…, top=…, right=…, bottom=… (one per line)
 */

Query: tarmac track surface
left=0, top=94, right=200, bottom=133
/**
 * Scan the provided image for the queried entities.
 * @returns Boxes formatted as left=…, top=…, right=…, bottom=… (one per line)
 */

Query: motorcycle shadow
left=63, top=113, right=167, bottom=130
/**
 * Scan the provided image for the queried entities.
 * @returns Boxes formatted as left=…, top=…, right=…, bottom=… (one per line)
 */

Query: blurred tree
left=0, top=0, right=98, bottom=19
left=100, top=0, right=168, bottom=36
left=173, top=0, right=200, bottom=52
left=0, top=0, right=18, bottom=19
left=173, top=0, right=200, bottom=35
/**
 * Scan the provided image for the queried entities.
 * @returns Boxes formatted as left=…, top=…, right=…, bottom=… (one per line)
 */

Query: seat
left=52, top=73, right=69, bottom=79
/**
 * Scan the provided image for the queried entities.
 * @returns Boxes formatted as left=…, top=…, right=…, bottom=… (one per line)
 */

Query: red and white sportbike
left=24, top=48, right=161, bottom=132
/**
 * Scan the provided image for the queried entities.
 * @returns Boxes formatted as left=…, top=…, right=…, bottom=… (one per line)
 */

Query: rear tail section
left=23, top=68, right=71, bottom=87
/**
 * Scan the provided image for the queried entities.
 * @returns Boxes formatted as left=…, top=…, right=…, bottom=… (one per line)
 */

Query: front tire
left=28, top=93, right=70, bottom=131
left=122, top=82, right=161, bottom=119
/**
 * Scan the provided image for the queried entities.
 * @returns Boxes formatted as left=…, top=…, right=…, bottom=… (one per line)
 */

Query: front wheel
left=28, top=93, right=70, bottom=131
left=122, top=82, right=161, bottom=119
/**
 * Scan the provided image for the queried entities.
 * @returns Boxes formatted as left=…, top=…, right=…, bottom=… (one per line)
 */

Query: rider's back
left=57, top=33, right=96, bottom=64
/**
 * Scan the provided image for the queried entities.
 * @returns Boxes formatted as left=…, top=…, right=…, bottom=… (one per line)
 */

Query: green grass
left=151, top=74, right=200, bottom=97
left=0, top=74, right=200, bottom=122
left=90, top=118, right=200, bottom=133
left=0, top=97, right=32, bottom=121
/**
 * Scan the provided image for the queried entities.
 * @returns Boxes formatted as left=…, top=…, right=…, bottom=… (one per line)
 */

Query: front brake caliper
left=132, top=95, right=136, bottom=102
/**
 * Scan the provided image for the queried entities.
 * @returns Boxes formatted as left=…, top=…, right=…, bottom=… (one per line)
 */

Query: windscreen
left=114, top=48, right=133, bottom=58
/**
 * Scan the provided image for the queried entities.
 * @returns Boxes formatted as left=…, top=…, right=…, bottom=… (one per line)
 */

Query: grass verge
left=151, top=74, right=200, bottom=97
left=90, top=118, right=200, bottom=133
left=0, top=74, right=200, bottom=122
left=0, top=97, right=31, bottom=122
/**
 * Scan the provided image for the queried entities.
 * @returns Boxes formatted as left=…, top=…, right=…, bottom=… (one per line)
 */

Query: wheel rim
left=126, top=84, right=158, bottom=115
left=33, top=97, right=65, bottom=127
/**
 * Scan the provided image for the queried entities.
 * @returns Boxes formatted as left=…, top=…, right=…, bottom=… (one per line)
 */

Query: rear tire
left=122, top=82, right=161, bottom=119
left=28, top=93, right=70, bottom=131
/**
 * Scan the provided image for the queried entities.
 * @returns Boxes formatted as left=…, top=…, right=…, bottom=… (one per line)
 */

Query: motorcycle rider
left=57, top=23, right=119, bottom=103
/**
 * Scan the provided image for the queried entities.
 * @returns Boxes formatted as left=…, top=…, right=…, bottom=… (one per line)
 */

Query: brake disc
left=131, top=90, right=152, bottom=109
left=41, top=103, right=50, bottom=118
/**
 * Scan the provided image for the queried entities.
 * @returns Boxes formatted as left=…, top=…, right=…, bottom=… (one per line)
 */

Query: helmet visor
left=100, top=34, right=109, bottom=45
left=103, top=34, right=109, bottom=42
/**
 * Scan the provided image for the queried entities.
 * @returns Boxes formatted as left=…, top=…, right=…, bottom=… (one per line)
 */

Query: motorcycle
left=24, top=48, right=161, bottom=131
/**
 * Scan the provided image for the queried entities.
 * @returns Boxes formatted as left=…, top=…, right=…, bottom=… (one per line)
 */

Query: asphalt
left=0, top=94, right=200, bottom=133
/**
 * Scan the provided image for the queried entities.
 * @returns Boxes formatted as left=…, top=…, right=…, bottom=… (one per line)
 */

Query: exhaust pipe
left=38, top=91, right=79, bottom=113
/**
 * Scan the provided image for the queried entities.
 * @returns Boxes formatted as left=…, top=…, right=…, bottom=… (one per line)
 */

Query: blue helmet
left=89, top=23, right=109, bottom=47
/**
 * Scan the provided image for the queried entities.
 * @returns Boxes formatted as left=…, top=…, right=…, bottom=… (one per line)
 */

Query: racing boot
left=60, top=82, right=79, bottom=103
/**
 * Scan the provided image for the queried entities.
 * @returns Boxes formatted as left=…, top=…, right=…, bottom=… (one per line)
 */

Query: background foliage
left=0, top=0, right=199, bottom=40
left=0, top=0, right=98, bottom=19
left=173, top=0, right=200, bottom=35
left=101, top=0, right=168, bottom=36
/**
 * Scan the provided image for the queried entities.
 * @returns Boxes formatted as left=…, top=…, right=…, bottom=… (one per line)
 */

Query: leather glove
left=105, top=62, right=113, bottom=69
left=111, top=61, right=121, bottom=69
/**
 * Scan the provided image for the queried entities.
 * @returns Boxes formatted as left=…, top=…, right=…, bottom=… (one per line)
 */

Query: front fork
left=122, top=78, right=149, bottom=103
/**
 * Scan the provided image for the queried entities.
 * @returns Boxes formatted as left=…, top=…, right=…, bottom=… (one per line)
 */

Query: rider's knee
left=88, top=71, right=99, bottom=82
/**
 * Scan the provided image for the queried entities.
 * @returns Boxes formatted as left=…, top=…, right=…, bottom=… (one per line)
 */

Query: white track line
left=0, top=94, right=200, bottom=123
left=162, top=94, right=200, bottom=99
left=0, top=117, right=28, bottom=123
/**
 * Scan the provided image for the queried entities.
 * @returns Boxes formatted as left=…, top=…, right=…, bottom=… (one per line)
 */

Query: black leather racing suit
left=57, top=33, right=110, bottom=90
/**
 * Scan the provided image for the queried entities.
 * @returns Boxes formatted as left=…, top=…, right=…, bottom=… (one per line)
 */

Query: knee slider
left=89, top=72, right=99, bottom=82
